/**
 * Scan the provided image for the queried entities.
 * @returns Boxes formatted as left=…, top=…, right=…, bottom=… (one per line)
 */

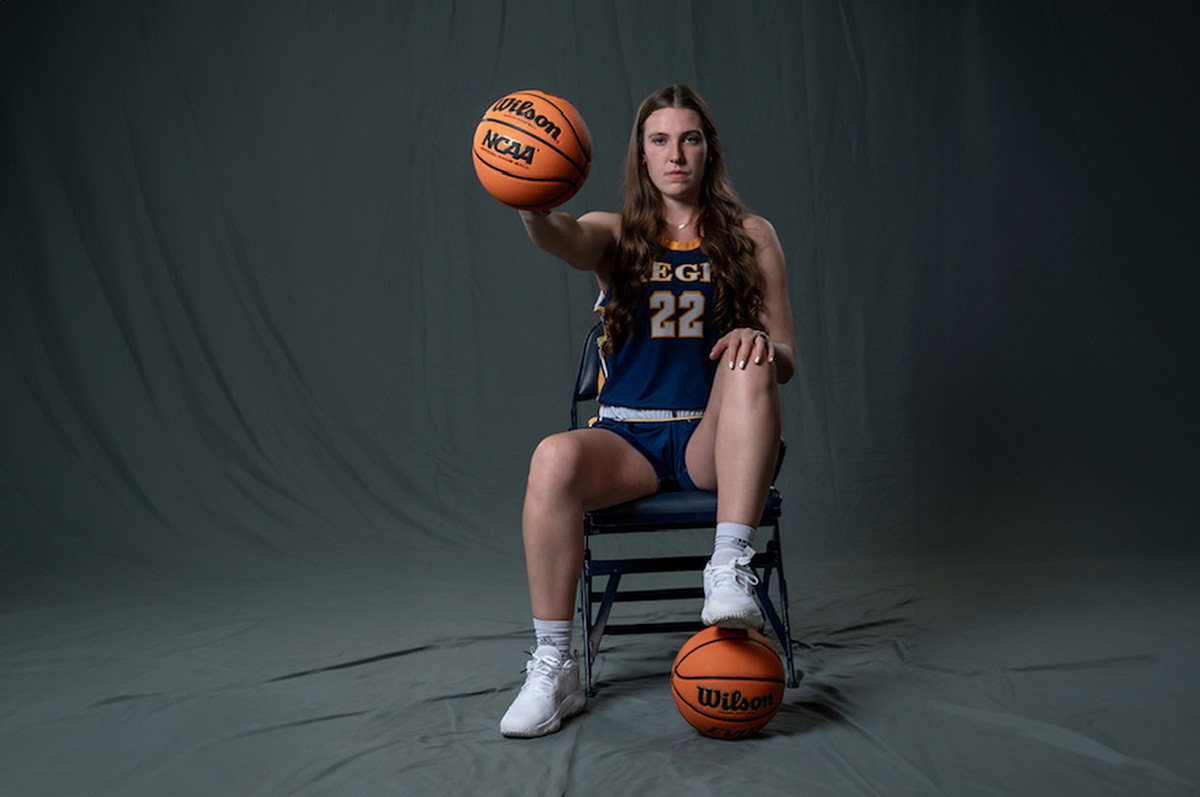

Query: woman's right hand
left=710, top=327, right=774, bottom=372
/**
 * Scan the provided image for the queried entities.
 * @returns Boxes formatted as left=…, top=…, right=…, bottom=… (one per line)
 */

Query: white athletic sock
left=532, top=618, right=573, bottom=658
left=711, top=522, right=755, bottom=566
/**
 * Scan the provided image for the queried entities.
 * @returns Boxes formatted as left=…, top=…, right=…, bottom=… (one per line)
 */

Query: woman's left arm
left=709, top=216, right=797, bottom=384
left=748, top=215, right=797, bottom=383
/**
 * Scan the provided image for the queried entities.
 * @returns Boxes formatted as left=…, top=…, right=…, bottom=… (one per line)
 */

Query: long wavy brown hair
left=603, top=84, right=763, bottom=355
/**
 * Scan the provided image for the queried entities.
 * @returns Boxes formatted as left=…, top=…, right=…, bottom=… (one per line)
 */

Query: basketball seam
left=537, top=181, right=578, bottom=209
left=472, top=150, right=575, bottom=185
left=510, top=90, right=592, bottom=162
left=671, top=673, right=785, bottom=684
left=676, top=637, right=781, bottom=666
left=479, top=116, right=588, bottom=178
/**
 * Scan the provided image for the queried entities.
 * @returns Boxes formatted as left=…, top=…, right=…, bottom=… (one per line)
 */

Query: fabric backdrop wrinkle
left=4, top=0, right=1194, bottom=576
left=0, top=0, right=1194, bottom=614
left=2, top=4, right=1198, bottom=793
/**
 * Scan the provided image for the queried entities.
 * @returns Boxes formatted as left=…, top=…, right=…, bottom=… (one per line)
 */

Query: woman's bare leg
left=685, top=359, right=781, bottom=521
left=521, top=427, right=659, bottom=621
left=684, top=360, right=780, bottom=628
left=503, top=427, right=658, bottom=738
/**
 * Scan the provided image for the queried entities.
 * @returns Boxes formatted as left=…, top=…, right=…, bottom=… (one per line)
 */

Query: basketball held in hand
left=472, top=89, right=592, bottom=211
left=671, top=626, right=786, bottom=739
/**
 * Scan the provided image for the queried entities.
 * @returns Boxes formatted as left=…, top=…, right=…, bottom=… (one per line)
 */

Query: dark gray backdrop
left=4, top=2, right=1195, bottom=578
left=2, top=2, right=1198, bottom=794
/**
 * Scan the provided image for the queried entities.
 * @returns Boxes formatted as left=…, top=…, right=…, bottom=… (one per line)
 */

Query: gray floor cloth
left=3, top=553, right=1197, bottom=796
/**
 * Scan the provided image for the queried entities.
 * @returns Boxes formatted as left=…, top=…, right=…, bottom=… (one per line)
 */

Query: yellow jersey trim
left=658, top=236, right=703, bottom=252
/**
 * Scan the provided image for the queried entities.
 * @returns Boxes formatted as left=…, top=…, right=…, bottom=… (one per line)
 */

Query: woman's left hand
left=709, top=328, right=774, bottom=370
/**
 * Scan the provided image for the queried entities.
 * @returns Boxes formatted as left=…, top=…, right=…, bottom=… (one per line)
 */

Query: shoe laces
left=709, top=551, right=760, bottom=590
left=520, top=648, right=565, bottom=698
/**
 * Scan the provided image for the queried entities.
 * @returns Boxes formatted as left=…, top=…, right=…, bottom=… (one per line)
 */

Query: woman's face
left=641, top=107, right=708, bottom=203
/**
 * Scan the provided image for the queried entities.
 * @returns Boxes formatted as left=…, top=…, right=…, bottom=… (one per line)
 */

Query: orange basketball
left=472, top=89, right=592, bottom=211
left=671, top=627, right=786, bottom=739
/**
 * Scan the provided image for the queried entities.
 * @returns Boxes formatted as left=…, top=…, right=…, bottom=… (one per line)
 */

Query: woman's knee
left=714, top=359, right=777, bottom=401
left=527, top=433, right=588, bottom=497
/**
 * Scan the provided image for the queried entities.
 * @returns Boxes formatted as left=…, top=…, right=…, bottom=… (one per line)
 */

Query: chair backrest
left=571, top=323, right=604, bottom=429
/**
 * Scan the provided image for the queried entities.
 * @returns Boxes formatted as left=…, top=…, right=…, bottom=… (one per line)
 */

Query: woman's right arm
left=518, top=210, right=620, bottom=280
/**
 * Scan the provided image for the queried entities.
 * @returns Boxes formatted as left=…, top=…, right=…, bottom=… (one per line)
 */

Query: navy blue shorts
left=593, top=417, right=703, bottom=492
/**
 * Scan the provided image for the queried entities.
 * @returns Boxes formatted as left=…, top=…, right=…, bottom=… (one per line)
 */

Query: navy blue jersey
left=597, top=238, right=719, bottom=409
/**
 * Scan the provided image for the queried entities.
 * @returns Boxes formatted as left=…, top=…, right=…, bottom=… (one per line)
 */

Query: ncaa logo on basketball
left=490, top=98, right=563, bottom=140
left=481, top=128, right=536, bottom=165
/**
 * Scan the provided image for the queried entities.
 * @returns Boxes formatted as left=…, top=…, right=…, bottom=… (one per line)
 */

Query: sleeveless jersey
left=597, top=238, right=719, bottom=409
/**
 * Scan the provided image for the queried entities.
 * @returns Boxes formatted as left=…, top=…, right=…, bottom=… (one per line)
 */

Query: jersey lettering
left=649, top=291, right=676, bottom=337
left=677, top=291, right=705, bottom=337
left=649, top=260, right=712, bottom=283
left=675, top=262, right=711, bottom=283
left=649, top=290, right=705, bottom=338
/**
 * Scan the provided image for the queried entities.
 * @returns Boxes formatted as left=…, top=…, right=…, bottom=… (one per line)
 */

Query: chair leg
left=579, top=553, right=596, bottom=698
left=761, top=532, right=774, bottom=594
left=766, top=532, right=800, bottom=688
left=590, top=573, right=622, bottom=659
left=581, top=568, right=624, bottom=699
left=754, top=579, right=790, bottom=668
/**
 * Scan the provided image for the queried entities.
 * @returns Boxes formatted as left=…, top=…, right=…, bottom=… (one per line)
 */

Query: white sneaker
left=701, top=550, right=764, bottom=629
left=499, top=645, right=586, bottom=738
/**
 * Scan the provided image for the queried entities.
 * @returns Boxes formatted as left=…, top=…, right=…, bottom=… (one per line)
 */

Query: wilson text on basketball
left=695, top=687, right=775, bottom=713
left=491, top=98, right=563, bottom=141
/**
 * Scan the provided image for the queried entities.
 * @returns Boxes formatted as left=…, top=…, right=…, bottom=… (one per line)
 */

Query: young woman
left=500, top=84, right=796, bottom=738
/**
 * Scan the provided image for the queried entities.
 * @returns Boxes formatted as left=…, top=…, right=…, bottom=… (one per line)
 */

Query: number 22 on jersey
left=649, top=290, right=706, bottom=338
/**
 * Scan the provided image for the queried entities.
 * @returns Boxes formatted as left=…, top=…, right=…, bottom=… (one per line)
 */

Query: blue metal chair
left=572, top=323, right=799, bottom=696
